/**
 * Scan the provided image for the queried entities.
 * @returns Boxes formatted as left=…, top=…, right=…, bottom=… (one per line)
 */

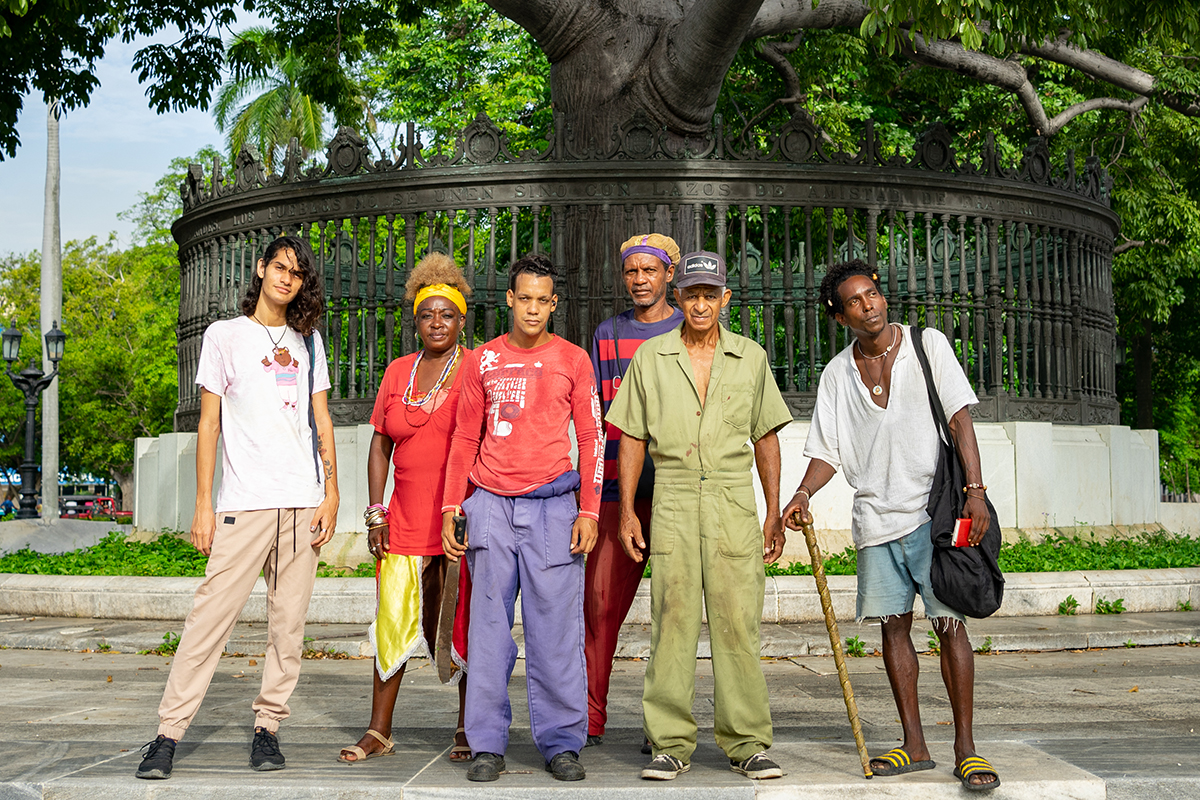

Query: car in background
left=60, top=495, right=132, bottom=523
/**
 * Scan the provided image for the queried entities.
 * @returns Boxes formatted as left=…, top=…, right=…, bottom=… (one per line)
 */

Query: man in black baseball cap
left=606, top=249, right=791, bottom=781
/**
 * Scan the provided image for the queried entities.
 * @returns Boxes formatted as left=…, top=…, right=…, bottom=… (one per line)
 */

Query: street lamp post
left=3, top=321, right=67, bottom=520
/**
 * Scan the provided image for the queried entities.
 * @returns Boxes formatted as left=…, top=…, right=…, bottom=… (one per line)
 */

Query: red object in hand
left=953, top=518, right=972, bottom=547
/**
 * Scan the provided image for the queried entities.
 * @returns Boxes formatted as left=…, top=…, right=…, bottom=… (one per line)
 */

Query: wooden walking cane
left=793, top=510, right=873, bottom=779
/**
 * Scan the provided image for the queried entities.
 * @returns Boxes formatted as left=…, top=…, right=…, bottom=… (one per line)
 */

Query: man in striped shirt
left=584, top=233, right=683, bottom=746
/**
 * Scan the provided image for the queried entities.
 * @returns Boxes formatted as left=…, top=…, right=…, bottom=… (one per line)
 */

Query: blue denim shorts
left=856, top=521, right=964, bottom=624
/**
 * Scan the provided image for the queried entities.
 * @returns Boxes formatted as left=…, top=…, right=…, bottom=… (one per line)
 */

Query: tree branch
left=902, top=33, right=1151, bottom=135
left=1021, top=36, right=1200, bottom=118
left=748, top=0, right=870, bottom=39
left=651, top=0, right=770, bottom=128
left=1046, top=96, right=1149, bottom=135
left=900, top=32, right=1054, bottom=133
left=740, top=34, right=833, bottom=143
left=758, top=33, right=805, bottom=111
left=483, top=0, right=603, bottom=62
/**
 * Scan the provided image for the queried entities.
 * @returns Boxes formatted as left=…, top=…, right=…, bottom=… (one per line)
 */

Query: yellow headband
left=414, top=283, right=467, bottom=316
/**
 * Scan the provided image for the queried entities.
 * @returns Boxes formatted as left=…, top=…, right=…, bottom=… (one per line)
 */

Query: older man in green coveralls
left=605, top=250, right=792, bottom=782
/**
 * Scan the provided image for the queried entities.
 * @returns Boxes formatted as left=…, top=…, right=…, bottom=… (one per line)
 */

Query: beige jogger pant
left=157, top=507, right=320, bottom=740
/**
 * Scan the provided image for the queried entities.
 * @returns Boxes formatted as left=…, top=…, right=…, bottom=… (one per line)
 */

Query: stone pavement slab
left=1, top=643, right=1198, bottom=799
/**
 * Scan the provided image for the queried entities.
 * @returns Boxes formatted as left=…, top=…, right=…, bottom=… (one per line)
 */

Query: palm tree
left=212, top=27, right=325, bottom=173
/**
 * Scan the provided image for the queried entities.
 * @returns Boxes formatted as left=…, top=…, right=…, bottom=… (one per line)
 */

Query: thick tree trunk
left=1134, top=330, right=1153, bottom=430
left=489, top=0, right=766, bottom=144
left=113, top=468, right=134, bottom=512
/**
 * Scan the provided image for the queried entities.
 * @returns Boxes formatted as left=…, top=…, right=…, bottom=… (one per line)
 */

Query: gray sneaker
left=641, top=753, right=690, bottom=780
left=731, top=751, right=782, bottom=780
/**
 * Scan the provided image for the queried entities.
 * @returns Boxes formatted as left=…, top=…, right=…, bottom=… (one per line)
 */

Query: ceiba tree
left=2, top=0, right=1199, bottom=159
left=487, top=0, right=1199, bottom=141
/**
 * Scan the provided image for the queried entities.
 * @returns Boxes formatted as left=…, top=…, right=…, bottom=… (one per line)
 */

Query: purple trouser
left=463, top=481, right=587, bottom=761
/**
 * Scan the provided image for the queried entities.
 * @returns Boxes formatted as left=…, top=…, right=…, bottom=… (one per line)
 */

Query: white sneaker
left=731, top=751, right=783, bottom=779
left=641, top=753, right=690, bottom=780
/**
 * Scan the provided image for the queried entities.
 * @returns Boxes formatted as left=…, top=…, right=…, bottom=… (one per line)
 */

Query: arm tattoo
left=317, top=433, right=334, bottom=480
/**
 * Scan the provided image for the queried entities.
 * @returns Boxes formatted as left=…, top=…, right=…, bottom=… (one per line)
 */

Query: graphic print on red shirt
left=442, top=334, right=604, bottom=519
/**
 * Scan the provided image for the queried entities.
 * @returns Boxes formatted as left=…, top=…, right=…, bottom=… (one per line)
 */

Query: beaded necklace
left=403, top=345, right=461, bottom=408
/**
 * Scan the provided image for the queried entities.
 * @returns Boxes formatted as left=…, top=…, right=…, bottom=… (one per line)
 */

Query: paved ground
left=2, top=616, right=1199, bottom=798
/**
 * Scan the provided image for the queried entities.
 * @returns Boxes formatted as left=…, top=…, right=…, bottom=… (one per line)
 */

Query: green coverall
left=606, top=324, right=792, bottom=763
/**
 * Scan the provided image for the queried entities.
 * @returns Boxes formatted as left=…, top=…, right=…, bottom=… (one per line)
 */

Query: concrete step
left=2, top=611, right=1198, bottom=659
left=2, top=568, right=1198, bottom=625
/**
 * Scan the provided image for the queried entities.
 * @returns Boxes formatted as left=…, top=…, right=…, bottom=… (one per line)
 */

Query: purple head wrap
left=621, top=244, right=673, bottom=266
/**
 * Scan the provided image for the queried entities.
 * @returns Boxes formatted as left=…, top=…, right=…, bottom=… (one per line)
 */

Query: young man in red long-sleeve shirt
left=441, top=252, right=603, bottom=783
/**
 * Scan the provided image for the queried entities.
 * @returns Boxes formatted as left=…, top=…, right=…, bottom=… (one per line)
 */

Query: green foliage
left=974, top=636, right=993, bottom=654
left=1058, top=595, right=1080, bottom=616
left=1124, top=638, right=1137, bottom=648
left=0, top=531, right=207, bottom=576
left=926, top=629, right=940, bottom=654
left=316, top=561, right=375, bottom=577
left=213, top=26, right=332, bottom=169
left=1180, top=600, right=1194, bottom=612
left=360, top=0, right=551, bottom=152
left=998, top=532, right=1200, bottom=572
left=139, top=631, right=181, bottom=656
left=1095, top=596, right=1126, bottom=615
left=0, top=235, right=179, bottom=489
left=844, top=635, right=866, bottom=657
left=0, top=0, right=243, bottom=158
left=765, top=546, right=858, bottom=576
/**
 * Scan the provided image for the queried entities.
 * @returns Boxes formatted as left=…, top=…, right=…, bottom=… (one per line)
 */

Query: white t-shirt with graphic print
left=195, top=315, right=332, bottom=513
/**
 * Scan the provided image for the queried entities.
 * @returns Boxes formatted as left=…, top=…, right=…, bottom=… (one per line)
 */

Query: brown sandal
left=449, top=726, right=472, bottom=762
left=338, top=729, right=395, bottom=763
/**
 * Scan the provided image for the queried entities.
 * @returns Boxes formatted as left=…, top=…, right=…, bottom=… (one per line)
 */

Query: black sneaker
left=467, top=752, right=505, bottom=782
left=134, top=735, right=176, bottom=779
left=546, top=751, right=586, bottom=781
left=641, top=753, right=689, bottom=780
left=250, top=727, right=285, bottom=771
left=585, top=734, right=603, bottom=747
left=731, top=751, right=783, bottom=779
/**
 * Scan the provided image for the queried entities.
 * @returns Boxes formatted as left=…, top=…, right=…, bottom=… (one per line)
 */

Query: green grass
left=998, top=531, right=1200, bottom=571
left=0, top=531, right=207, bottom=576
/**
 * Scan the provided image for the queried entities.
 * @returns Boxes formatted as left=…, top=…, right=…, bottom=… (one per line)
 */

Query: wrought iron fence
left=172, top=111, right=1120, bottom=431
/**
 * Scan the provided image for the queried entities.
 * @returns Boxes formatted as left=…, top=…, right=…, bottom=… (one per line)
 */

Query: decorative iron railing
left=172, top=111, right=1120, bottom=431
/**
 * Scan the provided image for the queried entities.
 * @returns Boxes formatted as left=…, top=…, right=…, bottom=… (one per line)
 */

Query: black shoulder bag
left=910, top=327, right=1004, bottom=618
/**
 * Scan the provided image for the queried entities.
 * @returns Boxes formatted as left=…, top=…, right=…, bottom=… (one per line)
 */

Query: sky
left=0, top=30, right=241, bottom=258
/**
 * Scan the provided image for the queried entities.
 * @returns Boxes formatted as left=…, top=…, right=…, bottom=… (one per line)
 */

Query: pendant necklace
left=857, top=323, right=897, bottom=397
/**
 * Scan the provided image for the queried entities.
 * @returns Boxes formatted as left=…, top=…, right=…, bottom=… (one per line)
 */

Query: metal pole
left=19, top=391, right=38, bottom=518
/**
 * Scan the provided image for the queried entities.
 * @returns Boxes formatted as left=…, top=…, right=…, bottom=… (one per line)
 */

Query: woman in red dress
left=339, top=253, right=473, bottom=763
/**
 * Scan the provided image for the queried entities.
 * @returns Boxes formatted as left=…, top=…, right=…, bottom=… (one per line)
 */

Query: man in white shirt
left=136, top=235, right=339, bottom=780
left=782, top=259, right=998, bottom=791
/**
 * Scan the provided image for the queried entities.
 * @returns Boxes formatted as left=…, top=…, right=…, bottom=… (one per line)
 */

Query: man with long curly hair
left=136, top=235, right=339, bottom=780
